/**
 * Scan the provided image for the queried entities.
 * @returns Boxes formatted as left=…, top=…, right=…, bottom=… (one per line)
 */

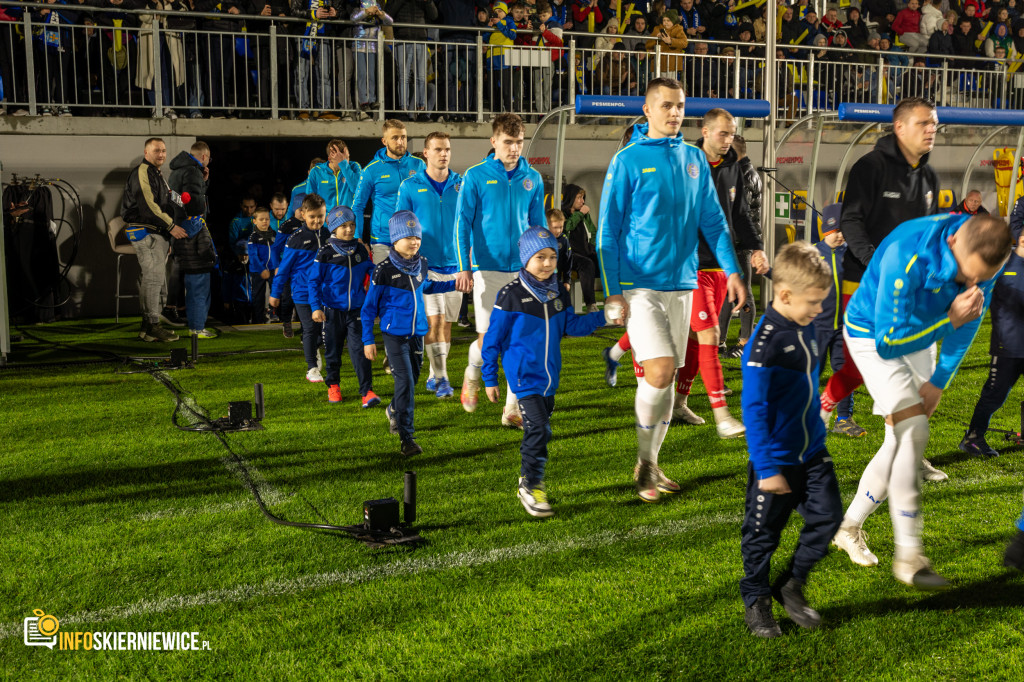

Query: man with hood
left=168, top=140, right=217, bottom=339
left=351, top=119, right=426, bottom=263
left=819, top=98, right=945, bottom=488
left=597, top=80, right=744, bottom=503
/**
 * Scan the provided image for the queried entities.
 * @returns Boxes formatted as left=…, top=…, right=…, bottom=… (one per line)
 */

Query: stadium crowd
left=3, top=0, right=1024, bottom=118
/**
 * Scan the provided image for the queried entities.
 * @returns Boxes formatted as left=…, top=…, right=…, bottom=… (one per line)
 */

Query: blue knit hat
left=519, top=227, right=559, bottom=266
left=327, top=205, right=356, bottom=232
left=389, top=210, right=422, bottom=243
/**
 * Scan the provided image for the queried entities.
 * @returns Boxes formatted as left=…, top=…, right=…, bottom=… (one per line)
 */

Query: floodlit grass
left=1, top=318, right=1023, bottom=680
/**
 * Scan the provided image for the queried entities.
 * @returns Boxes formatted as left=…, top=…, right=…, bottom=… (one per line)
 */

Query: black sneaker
left=457, top=316, right=471, bottom=328
left=744, top=595, right=781, bottom=638
left=400, top=438, right=423, bottom=456
left=726, top=344, right=745, bottom=359
left=833, top=418, right=868, bottom=438
left=160, top=307, right=187, bottom=327
left=1004, top=530, right=1024, bottom=570
left=959, top=432, right=999, bottom=457
left=772, top=576, right=821, bottom=629
left=282, top=322, right=294, bottom=339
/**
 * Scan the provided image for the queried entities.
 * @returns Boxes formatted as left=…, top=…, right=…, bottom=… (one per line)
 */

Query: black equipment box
left=363, top=497, right=400, bottom=531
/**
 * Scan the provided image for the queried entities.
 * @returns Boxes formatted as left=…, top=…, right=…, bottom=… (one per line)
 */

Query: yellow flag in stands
left=993, top=147, right=1023, bottom=215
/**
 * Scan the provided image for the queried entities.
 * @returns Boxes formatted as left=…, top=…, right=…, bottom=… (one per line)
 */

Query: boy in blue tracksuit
left=832, top=213, right=1011, bottom=590
left=305, top=140, right=363, bottom=212
left=482, top=228, right=607, bottom=518
left=740, top=241, right=843, bottom=639
left=309, top=206, right=379, bottom=408
left=361, top=210, right=456, bottom=457
left=813, top=227, right=863, bottom=437
left=351, top=121, right=425, bottom=260
left=247, top=208, right=279, bottom=324
left=269, top=194, right=330, bottom=382
left=395, top=134, right=463, bottom=399
left=271, top=205, right=305, bottom=338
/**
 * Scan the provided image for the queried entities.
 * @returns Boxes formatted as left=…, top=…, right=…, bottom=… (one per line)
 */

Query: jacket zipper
left=346, top=253, right=353, bottom=310
left=831, top=249, right=840, bottom=329
left=408, top=273, right=417, bottom=336
left=796, top=329, right=812, bottom=462
left=524, top=286, right=553, bottom=394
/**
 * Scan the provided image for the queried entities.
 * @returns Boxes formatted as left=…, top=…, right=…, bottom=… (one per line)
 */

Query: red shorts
left=690, top=270, right=728, bottom=332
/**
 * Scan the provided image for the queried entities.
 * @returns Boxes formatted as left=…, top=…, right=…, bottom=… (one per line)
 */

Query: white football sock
left=844, top=423, right=896, bottom=527
left=636, top=379, right=673, bottom=466
left=425, top=342, right=442, bottom=381
left=505, top=383, right=518, bottom=410
left=889, top=414, right=929, bottom=548
left=609, top=342, right=626, bottom=362
left=466, top=339, right=483, bottom=381
left=437, top=342, right=449, bottom=380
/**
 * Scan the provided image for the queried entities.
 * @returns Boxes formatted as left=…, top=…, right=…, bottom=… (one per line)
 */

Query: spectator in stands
left=246, top=0, right=292, bottom=118
left=595, top=16, right=621, bottom=53
left=292, top=0, right=338, bottom=121
left=780, top=5, right=804, bottom=47
left=622, top=15, right=649, bottom=51
left=352, top=0, right=392, bottom=121
left=677, top=0, right=707, bottom=41
left=902, top=55, right=938, bottom=100
left=843, top=6, right=869, bottom=48
left=960, top=4, right=984, bottom=34
left=647, top=9, right=687, bottom=81
left=204, top=0, right=245, bottom=116
left=596, top=44, right=639, bottom=96
left=919, top=0, right=943, bottom=41
left=862, top=0, right=897, bottom=36
left=964, top=0, right=990, bottom=20
left=752, top=4, right=768, bottom=42
left=821, top=5, right=843, bottom=40
left=437, top=0, right=479, bottom=122
left=685, top=38, right=715, bottom=97
left=707, top=0, right=741, bottom=40
left=329, top=1, right=358, bottom=122
left=550, top=0, right=571, bottom=28
left=532, top=2, right=564, bottom=116
left=385, top=0, right=438, bottom=122
left=927, top=20, right=954, bottom=57
left=735, top=22, right=762, bottom=94
left=137, top=2, right=184, bottom=120
left=571, top=0, right=603, bottom=34
left=953, top=17, right=981, bottom=66
left=487, top=2, right=520, bottom=112
left=892, top=0, right=927, bottom=52
left=33, top=0, right=79, bottom=116
left=800, top=8, right=822, bottom=44
left=985, top=21, right=1013, bottom=55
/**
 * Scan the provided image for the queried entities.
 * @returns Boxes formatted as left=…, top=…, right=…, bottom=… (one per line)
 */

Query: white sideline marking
left=0, top=513, right=738, bottom=640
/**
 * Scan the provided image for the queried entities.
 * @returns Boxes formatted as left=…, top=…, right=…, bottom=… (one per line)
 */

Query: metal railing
left=1, top=2, right=1020, bottom=122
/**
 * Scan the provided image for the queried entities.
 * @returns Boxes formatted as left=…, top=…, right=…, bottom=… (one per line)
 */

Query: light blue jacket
left=597, top=123, right=739, bottom=296
left=351, top=148, right=425, bottom=245
left=395, top=169, right=463, bottom=270
left=305, top=160, right=362, bottom=212
left=454, top=155, right=546, bottom=273
left=845, top=213, right=1001, bottom=390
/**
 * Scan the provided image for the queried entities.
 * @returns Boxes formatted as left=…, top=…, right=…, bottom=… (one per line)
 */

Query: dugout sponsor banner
left=23, top=609, right=211, bottom=652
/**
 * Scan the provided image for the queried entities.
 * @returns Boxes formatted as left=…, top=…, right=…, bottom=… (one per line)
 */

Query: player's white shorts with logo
left=371, top=243, right=391, bottom=264
left=844, top=329, right=937, bottom=416
left=623, top=288, right=694, bottom=367
left=473, top=270, right=518, bottom=333
left=425, top=270, right=461, bottom=322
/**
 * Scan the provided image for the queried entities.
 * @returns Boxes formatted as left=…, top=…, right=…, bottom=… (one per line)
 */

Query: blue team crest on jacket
left=523, top=178, right=534, bottom=190
left=687, top=163, right=699, bottom=178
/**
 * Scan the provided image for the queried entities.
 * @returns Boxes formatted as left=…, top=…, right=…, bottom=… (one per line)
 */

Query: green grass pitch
left=1, top=318, right=1023, bottom=680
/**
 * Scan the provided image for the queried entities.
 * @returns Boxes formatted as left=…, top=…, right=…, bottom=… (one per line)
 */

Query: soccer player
left=351, top=119, right=425, bottom=263
left=455, top=113, right=546, bottom=427
left=395, top=131, right=463, bottom=399
left=831, top=213, right=1010, bottom=589
left=818, top=98, right=943, bottom=477
left=305, top=139, right=362, bottom=212
left=672, top=108, right=768, bottom=437
left=597, top=78, right=744, bottom=502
